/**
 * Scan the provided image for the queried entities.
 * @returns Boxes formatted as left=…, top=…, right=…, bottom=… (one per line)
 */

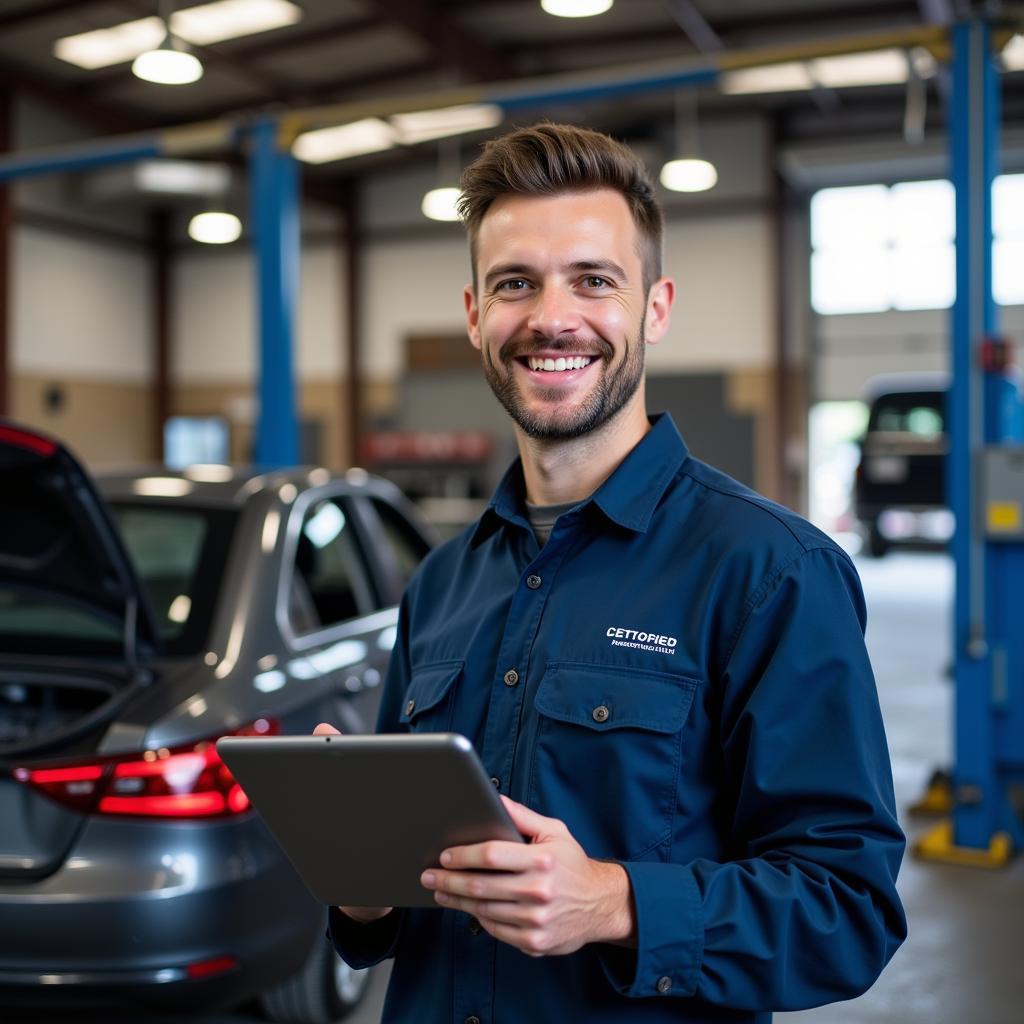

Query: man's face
left=464, top=189, right=672, bottom=441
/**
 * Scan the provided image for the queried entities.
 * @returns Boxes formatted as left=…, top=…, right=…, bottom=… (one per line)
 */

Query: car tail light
left=0, top=424, right=57, bottom=457
left=186, top=955, right=238, bottom=979
left=13, top=718, right=279, bottom=819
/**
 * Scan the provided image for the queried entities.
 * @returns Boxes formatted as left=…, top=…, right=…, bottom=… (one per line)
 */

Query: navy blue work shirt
left=329, top=413, right=907, bottom=1023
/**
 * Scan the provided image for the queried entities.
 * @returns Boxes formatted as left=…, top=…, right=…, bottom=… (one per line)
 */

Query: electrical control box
left=980, top=446, right=1024, bottom=540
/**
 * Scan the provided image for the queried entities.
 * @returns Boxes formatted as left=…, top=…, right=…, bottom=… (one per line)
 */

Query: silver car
left=0, top=421, right=435, bottom=1022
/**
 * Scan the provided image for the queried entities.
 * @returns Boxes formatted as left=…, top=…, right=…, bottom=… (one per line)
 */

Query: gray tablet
left=216, top=733, right=523, bottom=908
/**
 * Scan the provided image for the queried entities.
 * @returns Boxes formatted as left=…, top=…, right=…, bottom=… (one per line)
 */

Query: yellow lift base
left=914, top=820, right=1014, bottom=868
left=908, top=773, right=954, bottom=816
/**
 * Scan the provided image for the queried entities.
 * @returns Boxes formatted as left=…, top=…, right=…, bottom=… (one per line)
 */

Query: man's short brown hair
left=458, top=122, right=663, bottom=294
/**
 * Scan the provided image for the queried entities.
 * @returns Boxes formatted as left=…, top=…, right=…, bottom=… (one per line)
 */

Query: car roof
left=96, top=465, right=387, bottom=508
left=862, top=371, right=949, bottom=401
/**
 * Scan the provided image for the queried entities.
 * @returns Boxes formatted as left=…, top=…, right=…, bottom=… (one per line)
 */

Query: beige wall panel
left=11, top=377, right=155, bottom=467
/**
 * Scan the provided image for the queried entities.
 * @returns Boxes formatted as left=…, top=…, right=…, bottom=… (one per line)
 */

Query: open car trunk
left=0, top=422, right=159, bottom=759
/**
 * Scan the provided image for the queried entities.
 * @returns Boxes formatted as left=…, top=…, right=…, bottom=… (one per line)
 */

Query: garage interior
left=1, top=1, right=1023, bottom=1022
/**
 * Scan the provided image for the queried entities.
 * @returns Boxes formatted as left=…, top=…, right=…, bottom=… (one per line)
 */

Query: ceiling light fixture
left=721, top=47, right=937, bottom=96
left=1002, top=34, right=1024, bottom=72
left=292, top=119, right=397, bottom=164
left=660, top=158, right=718, bottom=193
left=421, top=187, right=463, bottom=222
left=391, top=103, right=504, bottom=145
left=132, top=32, right=203, bottom=85
left=55, top=0, right=301, bottom=70
left=131, top=4, right=203, bottom=85
left=188, top=211, right=242, bottom=244
left=660, top=91, right=717, bottom=194
left=541, top=0, right=614, bottom=17
left=421, top=139, right=464, bottom=222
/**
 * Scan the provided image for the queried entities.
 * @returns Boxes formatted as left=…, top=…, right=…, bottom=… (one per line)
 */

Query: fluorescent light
left=188, top=211, right=242, bottom=244
left=173, top=0, right=301, bottom=46
left=720, top=62, right=814, bottom=95
left=55, top=1, right=302, bottom=70
left=391, top=104, right=503, bottom=145
left=135, top=160, right=231, bottom=195
left=56, top=17, right=164, bottom=70
left=132, top=40, right=204, bottom=85
left=292, top=119, right=396, bottom=164
left=541, top=0, right=614, bottom=17
left=132, top=478, right=195, bottom=497
left=811, top=49, right=910, bottom=88
left=183, top=463, right=234, bottom=482
left=421, top=187, right=463, bottom=222
left=660, top=158, right=717, bottom=193
left=1003, top=34, right=1024, bottom=72
left=722, top=48, right=934, bottom=97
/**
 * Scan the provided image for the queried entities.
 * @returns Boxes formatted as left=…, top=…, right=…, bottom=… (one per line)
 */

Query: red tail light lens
left=13, top=718, right=278, bottom=819
left=0, top=424, right=57, bottom=457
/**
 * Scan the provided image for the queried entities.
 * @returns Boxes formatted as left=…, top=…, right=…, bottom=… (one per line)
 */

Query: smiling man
left=327, top=123, right=906, bottom=1023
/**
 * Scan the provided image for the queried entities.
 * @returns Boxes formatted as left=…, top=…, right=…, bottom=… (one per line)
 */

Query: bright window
left=811, top=174, right=1024, bottom=314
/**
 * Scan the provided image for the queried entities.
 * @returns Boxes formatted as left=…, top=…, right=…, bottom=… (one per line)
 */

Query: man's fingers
left=313, top=722, right=342, bottom=735
left=499, top=795, right=565, bottom=839
left=423, top=867, right=553, bottom=904
left=438, top=839, right=552, bottom=873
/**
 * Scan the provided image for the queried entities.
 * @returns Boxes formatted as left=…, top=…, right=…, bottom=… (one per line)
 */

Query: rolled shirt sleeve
left=600, top=547, right=907, bottom=1010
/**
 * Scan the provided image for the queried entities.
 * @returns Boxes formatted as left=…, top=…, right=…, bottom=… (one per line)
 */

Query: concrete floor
left=8, top=552, right=1023, bottom=1024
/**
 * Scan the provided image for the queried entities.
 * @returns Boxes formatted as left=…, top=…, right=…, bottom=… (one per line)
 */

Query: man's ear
left=643, top=277, right=675, bottom=347
left=464, top=284, right=482, bottom=351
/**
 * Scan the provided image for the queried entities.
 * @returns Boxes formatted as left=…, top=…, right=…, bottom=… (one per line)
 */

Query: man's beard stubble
left=481, top=323, right=646, bottom=441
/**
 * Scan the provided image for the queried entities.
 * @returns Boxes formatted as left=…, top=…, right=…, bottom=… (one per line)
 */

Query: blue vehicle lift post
left=248, top=118, right=301, bottom=467
left=916, top=15, right=1024, bottom=867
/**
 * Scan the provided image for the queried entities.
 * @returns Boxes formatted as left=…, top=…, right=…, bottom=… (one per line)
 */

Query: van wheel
left=866, top=522, right=890, bottom=558
left=259, top=932, right=371, bottom=1024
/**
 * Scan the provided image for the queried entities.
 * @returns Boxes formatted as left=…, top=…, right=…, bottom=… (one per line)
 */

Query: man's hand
left=419, top=796, right=636, bottom=957
left=313, top=722, right=393, bottom=925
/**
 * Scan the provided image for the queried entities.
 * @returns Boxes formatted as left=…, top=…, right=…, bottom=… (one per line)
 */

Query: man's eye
left=497, top=279, right=529, bottom=292
left=583, top=276, right=610, bottom=289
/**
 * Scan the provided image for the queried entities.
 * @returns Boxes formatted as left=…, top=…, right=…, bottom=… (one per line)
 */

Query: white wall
left=168, top=206, right=773, bottom=384
left=12, top=225, right=152, bottom=381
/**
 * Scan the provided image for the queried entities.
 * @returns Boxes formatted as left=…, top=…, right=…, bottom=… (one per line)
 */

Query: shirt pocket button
left=405, top=699, right=415, bottom=716
left=592, top=704, right=610, bottom=723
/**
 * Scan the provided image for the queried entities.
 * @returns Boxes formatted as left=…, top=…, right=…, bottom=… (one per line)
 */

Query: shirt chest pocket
left=527, top=662, right=699, bottom=861
left=399, top=661, right=462, bottom=733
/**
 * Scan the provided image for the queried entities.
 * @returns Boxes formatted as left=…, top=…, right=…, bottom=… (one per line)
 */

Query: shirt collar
left=471, top=413, right=689, bottom=545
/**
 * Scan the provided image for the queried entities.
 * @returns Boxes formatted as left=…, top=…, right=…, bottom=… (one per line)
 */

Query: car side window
left=369, top=498, right=431, bottom=587
left=289, top=499, right=374, bottom=635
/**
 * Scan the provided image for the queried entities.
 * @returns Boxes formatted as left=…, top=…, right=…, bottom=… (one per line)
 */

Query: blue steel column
left=949, top=18, right=1001, bottom=849
left=249, top=118, right=300, bottom=466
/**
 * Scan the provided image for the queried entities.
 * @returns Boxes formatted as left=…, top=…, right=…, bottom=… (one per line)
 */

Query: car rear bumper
left=0, top=814, right=320, bottom=1004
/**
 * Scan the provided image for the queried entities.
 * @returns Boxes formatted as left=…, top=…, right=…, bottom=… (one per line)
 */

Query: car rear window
left=0, top=504, right=237, bottom=658
left=111, top=503, right=238, bottom=656
left=868, top=392, right=945, bottom=437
